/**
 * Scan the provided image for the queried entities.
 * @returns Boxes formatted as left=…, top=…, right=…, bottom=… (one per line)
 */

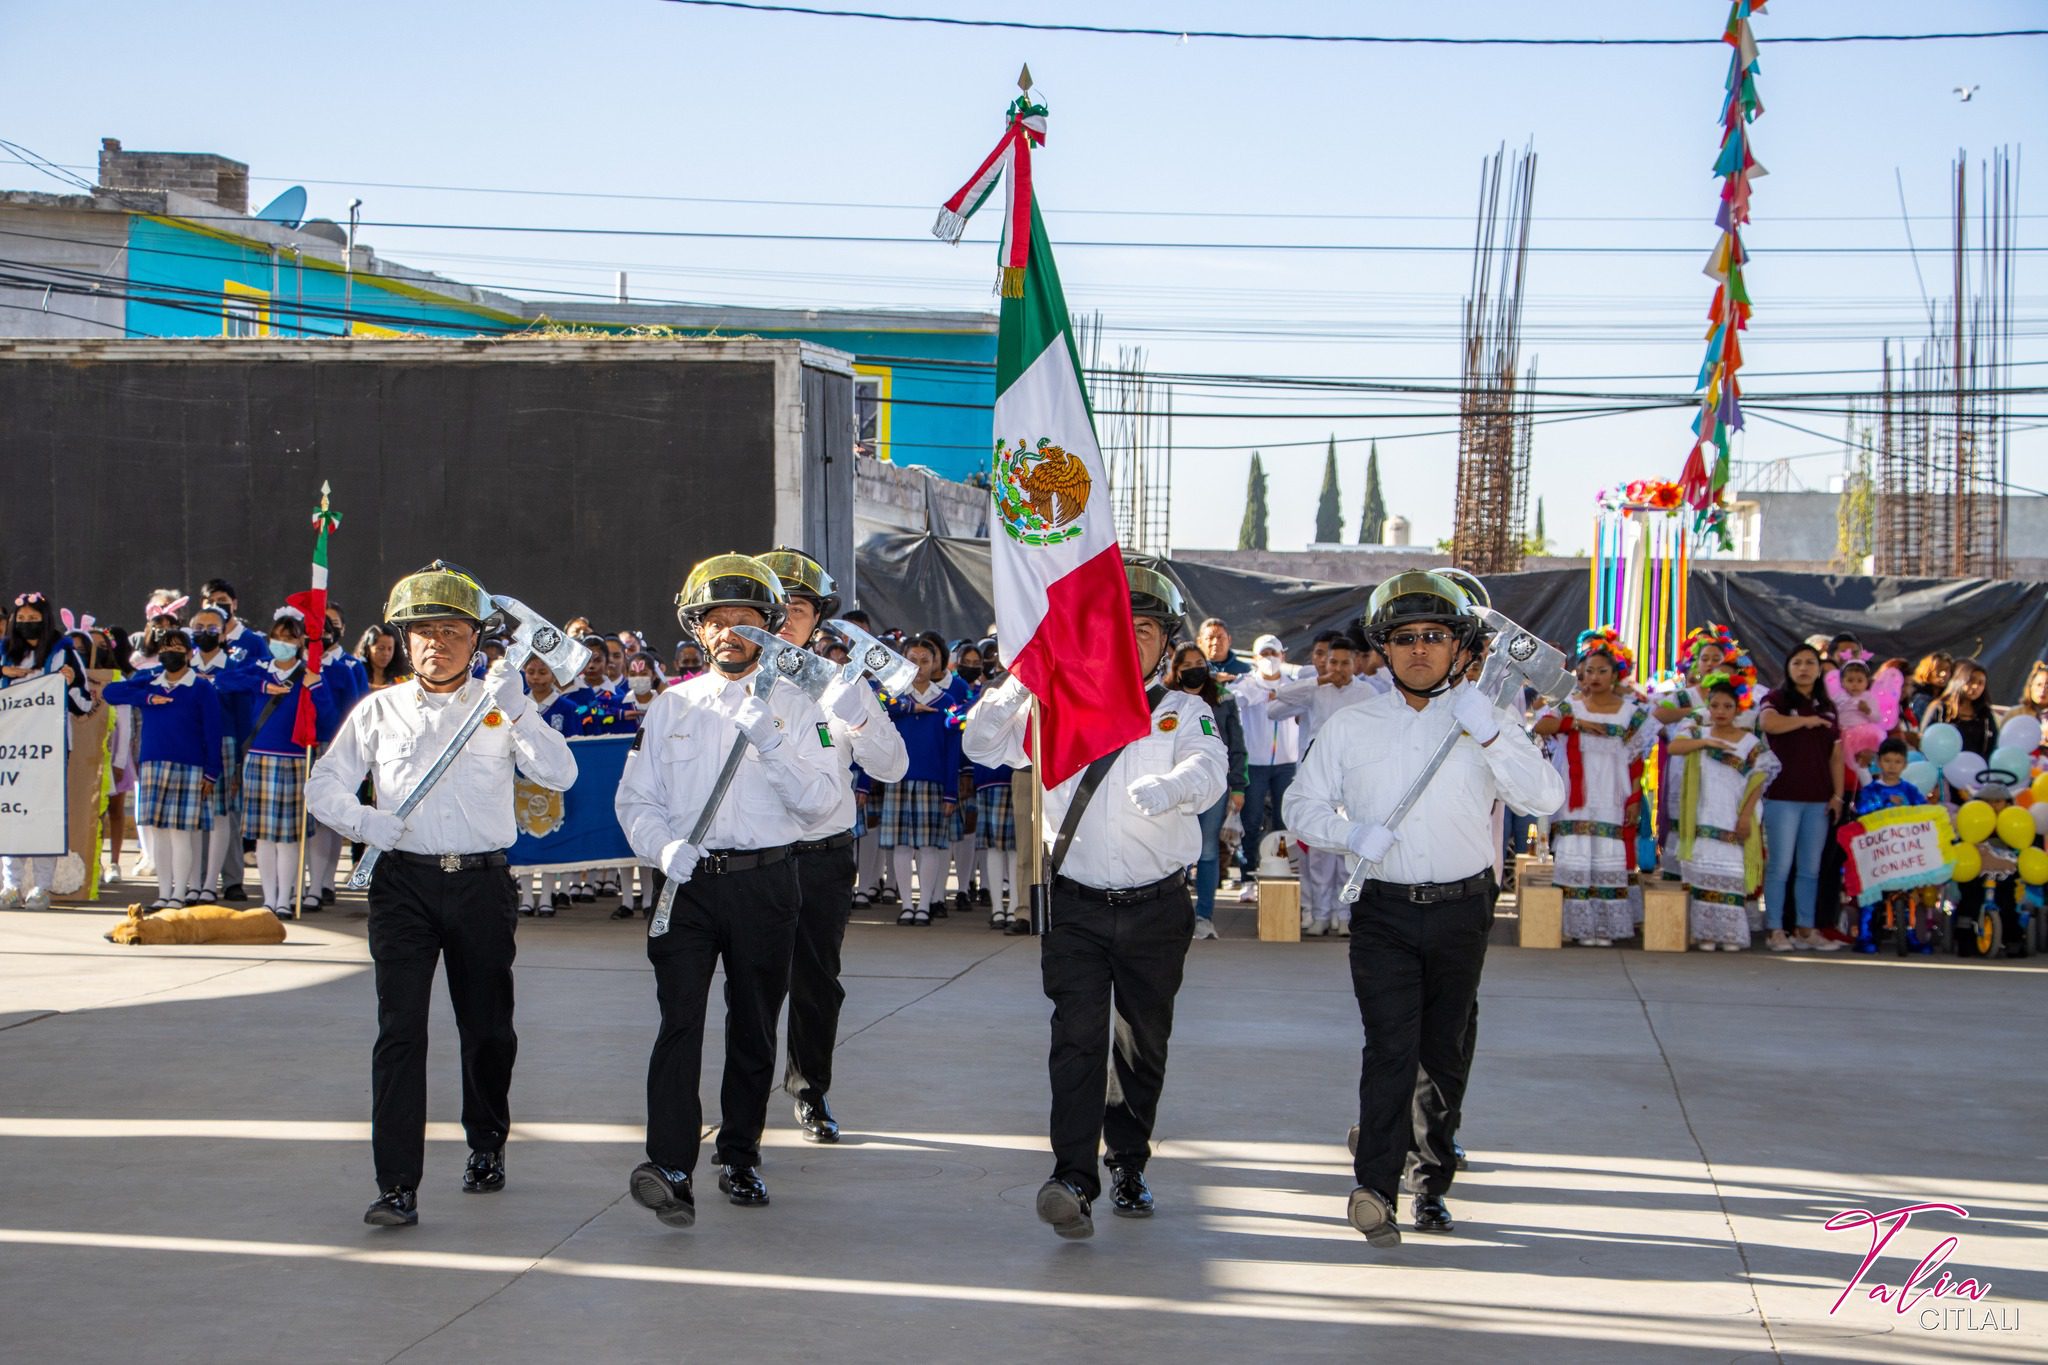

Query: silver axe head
left=492, top=595, right=591, bottom=688
left=733, top=625, right=839, bottom=701
left=1476, top=607, right=1572, bottom=705
left=824, top=617, right=919, bottom=696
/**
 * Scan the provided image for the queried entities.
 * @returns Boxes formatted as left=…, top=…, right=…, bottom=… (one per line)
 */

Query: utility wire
left=654, top=2, right=2048, bottom=48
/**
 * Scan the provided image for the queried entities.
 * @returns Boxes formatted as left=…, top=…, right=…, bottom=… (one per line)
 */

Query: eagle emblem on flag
left=994, top=437, right=1091, bottom=545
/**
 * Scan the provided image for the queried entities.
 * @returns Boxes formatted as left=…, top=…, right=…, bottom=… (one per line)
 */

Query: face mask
left=629, top=675, right=654, bottom=696
left=269, top=639, right=299, bottom=663
left=1179, top=666, right=1211, bottom=691
left=158, top=651, right=189, bottom=673
left=16, top=618, right=45, bottom=642
left=323, top=627, right=341, bottom=647
left=957, top=665, right=982, bottom=685
left=193, top=629, right=222, bottom=651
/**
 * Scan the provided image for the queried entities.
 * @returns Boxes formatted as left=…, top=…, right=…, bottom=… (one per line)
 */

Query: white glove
left=825, top=679, right=871, bottom=726
left=732, top=695, right=783, bottom=753
left=983, top=672, right=1033, bottom=714
left=1346, top=822, right=1398, bottom=864
left=1126, top=775, right=1176, bottom=817
left=659, top=838, right=701, bottom=883
left=360, top=809, right=408, bottom=852
left=487, top=660, right=529, bottom=721
left=1450, top=685, right=1501, bottom=745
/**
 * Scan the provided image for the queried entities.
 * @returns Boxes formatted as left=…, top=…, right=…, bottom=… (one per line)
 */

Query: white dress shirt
left=307, top=676, right=578, bottom=855
left=1231, top=664, right=1311, bottom=767
left=1269, top=675, right=1376, bottom=752
left=963, top=681, right=1227, bottom=891
left=1285, top=683, right=1565, bottom=886
left=806, top=675, right=909, bottom=839
left=615, top=668, right=842, bottom=856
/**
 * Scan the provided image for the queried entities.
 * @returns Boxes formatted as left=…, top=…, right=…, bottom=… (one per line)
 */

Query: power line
left=655, top=1, right=2048, bottom=48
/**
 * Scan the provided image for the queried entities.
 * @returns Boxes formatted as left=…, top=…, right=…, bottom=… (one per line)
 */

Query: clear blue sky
left=4, top=0, right=2041, bottom=552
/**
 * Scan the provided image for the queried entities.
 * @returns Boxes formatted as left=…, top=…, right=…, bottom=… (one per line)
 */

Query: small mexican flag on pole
left=285, top=482, right=340, bottom=748
left=934, top=68, right=1149, bottom=787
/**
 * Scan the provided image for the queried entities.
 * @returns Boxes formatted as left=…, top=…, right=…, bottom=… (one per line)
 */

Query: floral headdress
left=1679, top=623, right=1757, bottom=707
left=1573, top=627, right=1636, bottom=680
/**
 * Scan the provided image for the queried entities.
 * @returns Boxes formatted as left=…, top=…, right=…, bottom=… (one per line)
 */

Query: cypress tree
left=1313, top=437, right=1344, bottom=543
left=1358, top=441, right=1386, bottom=544
left=1238, top=452, right=1269, bottom=550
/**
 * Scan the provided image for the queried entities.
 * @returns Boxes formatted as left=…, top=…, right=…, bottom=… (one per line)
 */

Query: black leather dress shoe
left=1107, top=1165, right=1154, bottom=1218
left=1347, top=1186, right=1400, bottom=1248
left=221, top=884, right=248, bottom=902
left=1411, top=1194, right=1455, bottom=1233
left=794, top=1091, right=840, bottom=1144
left=1035, top=1177, right=1094, bottom=1239
left=318, top=889, right=335, bottom=908
left=718, top=1164, right=770, bottom=1206
left=628, top=1162, right=696, bottom=1227
left=364, top=1187, right=418, bottom=1227
left=462, top=1147, right=506, bottom=1193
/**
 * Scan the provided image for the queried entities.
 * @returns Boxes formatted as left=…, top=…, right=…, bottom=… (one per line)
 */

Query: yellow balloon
left=1952, top=844, right=1983, bottom=883
left=1997, top=805, right=2035, bottom=850
left=2033, top=772, right=2048, bottom=804
left=2020, top=848, right=2048, bottom=886
left=1956, top=800, right=1996, bottom=845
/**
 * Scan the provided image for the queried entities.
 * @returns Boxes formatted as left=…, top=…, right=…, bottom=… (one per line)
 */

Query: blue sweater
left=101, top=674, right=224, bottom=779
left=887, top=674, right=971, bottom=786
left=216, top=662, right=342, bottom=756
left=542, top=686, right=635, bottom=736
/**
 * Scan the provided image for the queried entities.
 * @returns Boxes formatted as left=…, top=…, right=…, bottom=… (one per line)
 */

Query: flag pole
left=292, top=751, right=310, bottom=921
left=290, top=480, right=334, bottom=923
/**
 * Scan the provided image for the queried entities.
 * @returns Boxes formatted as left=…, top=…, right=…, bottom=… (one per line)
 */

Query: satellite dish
left=254, top=186, right=309, bottom=229
left=298, top=217, right=347, bottom=246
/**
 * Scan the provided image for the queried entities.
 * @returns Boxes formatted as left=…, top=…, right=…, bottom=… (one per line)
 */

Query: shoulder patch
left=1158, top=715, right=1178, bottom=732
left=1199, top=715, right=1215, bottom=737
left=630, top=729, right=644, bottom=752
left=816, top=722, right=834, bottom=748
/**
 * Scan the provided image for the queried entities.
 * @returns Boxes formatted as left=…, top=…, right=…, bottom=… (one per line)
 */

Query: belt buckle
left=1410, top=883, right=1442, bottom=905
left=439, top=853, right=464, bottom=873
left=702, top=852, right=729, bottom=876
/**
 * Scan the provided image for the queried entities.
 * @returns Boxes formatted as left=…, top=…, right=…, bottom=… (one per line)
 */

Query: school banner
left=509, top=734, right=635, bottom=875
left=0, top=673, right=68, bottom=857
left=1836, top=805, right=1959, bottom=907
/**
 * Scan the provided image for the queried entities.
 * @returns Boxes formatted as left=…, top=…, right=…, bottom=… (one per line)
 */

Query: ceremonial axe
left=350, top=597, right=589, bottom=890
left=824, top=616, right=919, bottom=696
left=1337, top=608, right=1571, bottom=904
left=648, top=626, right=838, bottom=937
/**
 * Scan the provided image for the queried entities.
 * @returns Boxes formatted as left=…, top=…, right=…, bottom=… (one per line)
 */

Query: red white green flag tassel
left=1678, top=0, right=1767, bottom=547
left=933, top=81, right=1048, bottom=299
left=285, top=482, right=340, bottom=748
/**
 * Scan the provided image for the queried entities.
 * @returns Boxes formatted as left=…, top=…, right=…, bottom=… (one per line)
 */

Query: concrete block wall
left=97, top=138, right=248, bottom=214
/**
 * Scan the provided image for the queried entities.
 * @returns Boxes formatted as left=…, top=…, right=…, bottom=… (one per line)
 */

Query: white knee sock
left=137, top=825, right=158, bottom=872
left=891, top=847, right=918, bottom=906
left=253, top=841, right=281, bottom=909
left=984, top=849, right=1012, bottom=906
left=163, top=830, right=201, bottom=903
left=150, top=831, right=175, bottom=900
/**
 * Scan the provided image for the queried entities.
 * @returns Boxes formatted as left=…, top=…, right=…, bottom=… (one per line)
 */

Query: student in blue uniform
left=879, top=635, right=974, bottom=925
left=217, top=610, right=339, bottom=914
left=188, top=603, right=258, bottom=903
left=202, top=579, right=266, bottom=670
left=102, top=622, right=224, bottom=909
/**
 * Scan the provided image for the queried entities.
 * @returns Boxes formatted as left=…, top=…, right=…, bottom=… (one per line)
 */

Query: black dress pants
left=645, top=858, right=800, bottom=1173
left=366, top=856, right=520, bottom=1191
left=1041, top=881, right=1193, bottom=1200
left=784, top=839, right=859, bottom=1098
left=1349, top=886, right=1492, bottom=1204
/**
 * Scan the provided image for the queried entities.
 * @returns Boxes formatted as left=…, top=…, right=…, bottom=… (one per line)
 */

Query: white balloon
left=1944, top=751, right=1988, bottom=792
left=2031, top=803, right=2048, bottom=838
left=1998, top=713, right=2042, bottom=754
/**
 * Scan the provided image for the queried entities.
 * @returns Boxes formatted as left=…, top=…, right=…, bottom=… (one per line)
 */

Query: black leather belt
left=1359, top=872, right=1493, bottom=906
left=389, top=850, right=509, bottom=872
left=1053, top=869, right=1187, bottom=906
left=696, top=845, right=793, bottom=876
left=791, top=831, right=855, bottom=854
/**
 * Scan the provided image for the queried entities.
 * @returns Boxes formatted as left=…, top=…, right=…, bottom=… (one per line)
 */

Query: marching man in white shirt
left=1285, top=572, right=1562, bottom=1247
left=756, top=547, right=909, bottom=1144
left=307, top=562, right=578, bottom=1229
left=964, top=564, right=1226, bottom=1240
left=615, top=554, right=841, bottom=1228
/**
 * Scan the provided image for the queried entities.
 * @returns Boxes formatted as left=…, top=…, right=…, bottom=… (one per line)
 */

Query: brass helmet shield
left=676, top=552, right=788, bottom=634
left=1125, top=563, right=1184, bottom=625
left=756, top=547, right=841, bottom=620
left=385, top=560, right=492, bottom=625
left=1436, top=567, right=1492, bottom=610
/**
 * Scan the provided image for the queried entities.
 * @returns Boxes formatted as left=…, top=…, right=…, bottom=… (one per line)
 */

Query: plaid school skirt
left=136, top=760, right=213, bottom=833
left=210, top=736, right=243, bottom=817
left=974, top=782, right=1016, bottom=851
left=876, top=779, right=956, bottom=849
left=241, top=751, right=312, bottom=843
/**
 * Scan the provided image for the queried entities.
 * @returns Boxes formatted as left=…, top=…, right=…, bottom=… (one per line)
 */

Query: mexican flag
left=936, top=93, right=1149, bottom=786
left=285, top=484, right=339, bottom=748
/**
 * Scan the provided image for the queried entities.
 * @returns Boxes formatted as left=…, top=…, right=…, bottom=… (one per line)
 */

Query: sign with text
left=0, top=673, right=68, bottom=856
left=1837, top=805, right=1959, bottom=906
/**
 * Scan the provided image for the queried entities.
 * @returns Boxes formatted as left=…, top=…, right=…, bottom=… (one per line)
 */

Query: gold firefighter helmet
left=1125, top=562, right=1185, bottom=626
left=1436, top=567, right=1492, bottom=611
left=385, top=560, right=493, bottom=626
left=676, top=552, right=788, bottom=634
left=1359, top=571, right=1481, bottom=648
left=755, top=547, right=841, bottom=620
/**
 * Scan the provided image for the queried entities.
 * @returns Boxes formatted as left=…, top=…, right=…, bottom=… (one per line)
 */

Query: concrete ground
left=1, top=881, right=2043, bottom=1365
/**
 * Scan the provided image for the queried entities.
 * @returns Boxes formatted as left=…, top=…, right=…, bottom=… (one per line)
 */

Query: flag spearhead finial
left=1017, top=63, right=1032, bottom=92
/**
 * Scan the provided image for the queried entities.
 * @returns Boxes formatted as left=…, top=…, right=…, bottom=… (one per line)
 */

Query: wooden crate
left=1641, top=881, right=1690, bottom=953
left=1257, top=878, right=1302, bottom=942
left=1516, top=863, right=1562, bottom=949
